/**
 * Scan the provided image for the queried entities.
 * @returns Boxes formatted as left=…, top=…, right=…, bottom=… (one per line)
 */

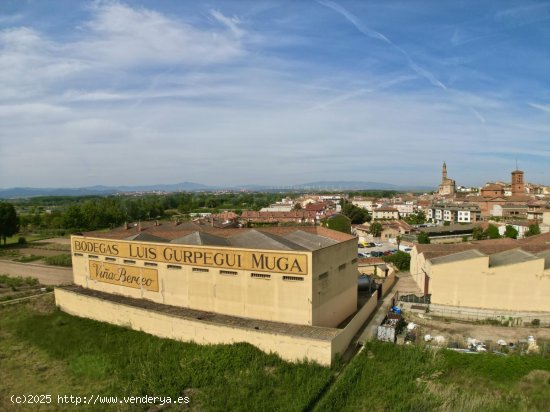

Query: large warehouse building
left=410, top=232, right=550, bottom=313
left=55, top=222, right=373, bottom=365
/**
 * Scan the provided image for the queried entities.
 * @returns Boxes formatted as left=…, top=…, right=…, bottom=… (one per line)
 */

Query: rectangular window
left=251, top=273, right=271, bottom=279
left=283, top=276, right=304, bottom=282
left=73, top=253, right=83, bottom=257
left=219, top=270, right=237, bottom=276
left=105, top=257, right=116, bottom=262
left=319, top=272, right=329, bottom=280
left=123, top=259, right=136, bottom=264
left=338, top=263, right=346, bottom=271
left=167, top=264, right=182, bottom=269
left=192, top=267, right=209, bottom=272
left=88, top=255, right=99, bottom=259
left=144, top=262, right=158, bottom=267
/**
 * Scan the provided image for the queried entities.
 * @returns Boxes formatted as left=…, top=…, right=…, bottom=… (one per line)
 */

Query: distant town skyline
left=0, top=1, right=549, bottom=188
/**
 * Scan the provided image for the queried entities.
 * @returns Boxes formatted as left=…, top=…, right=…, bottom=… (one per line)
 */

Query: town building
left=372, top=206, right=400, bottom=220
left=427, top=203, right=481, bottom=224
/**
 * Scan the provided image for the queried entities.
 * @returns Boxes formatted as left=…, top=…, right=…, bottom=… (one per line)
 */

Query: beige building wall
left=71, top=235, right=357, bottom=328
left=311, top=238, right=358, bottom=327
left=411, top=248, right=550, bottom=312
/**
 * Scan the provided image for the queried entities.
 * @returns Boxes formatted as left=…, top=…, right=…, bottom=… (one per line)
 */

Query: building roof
left=229, top=230, right=308, bottom=251
left=429, top=249, right=486, bottom=265
left=488, top=249, right=538, bottom=267
left=419, top=232, right=550, bottom=265
left=170, top=231, right=230, bottom=247
left=124, top=232, right=170, bottom=243
left=84, top=220, right=356, bottom=252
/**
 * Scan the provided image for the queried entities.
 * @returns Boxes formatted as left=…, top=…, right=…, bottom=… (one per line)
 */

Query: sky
left=0, top=0, right=549, bottom=189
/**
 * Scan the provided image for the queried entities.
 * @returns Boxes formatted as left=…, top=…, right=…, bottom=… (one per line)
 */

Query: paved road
left=0, top=260, right=72, bottom=285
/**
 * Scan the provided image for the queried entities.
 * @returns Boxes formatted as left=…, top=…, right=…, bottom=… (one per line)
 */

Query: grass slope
left=1, top=296, right=332, bottom=411
left=315, top=342, right=550, bottom=412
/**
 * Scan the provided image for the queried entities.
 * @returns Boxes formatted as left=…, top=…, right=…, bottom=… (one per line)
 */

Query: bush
left=17, top=236, right=27, bottom=245
left=531, top=319, right=541, bottom=327
left=44, top=254, right=72, bottom=267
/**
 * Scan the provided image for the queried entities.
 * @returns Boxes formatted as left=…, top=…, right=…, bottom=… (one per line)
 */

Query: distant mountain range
left=0, top=181, right=433, bottom=198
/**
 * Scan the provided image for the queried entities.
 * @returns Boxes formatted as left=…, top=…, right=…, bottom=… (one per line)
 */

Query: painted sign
left=73, top=236, right=308, bottom=275
left=89, top=261, right=159, bottom=292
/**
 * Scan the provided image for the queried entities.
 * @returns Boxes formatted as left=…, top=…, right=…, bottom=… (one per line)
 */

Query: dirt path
left=0, top=260, right=72, bottom=285
left=407, top=312, right=550, bottom=343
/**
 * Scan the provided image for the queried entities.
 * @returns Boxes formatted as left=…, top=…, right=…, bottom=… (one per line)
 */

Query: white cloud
left=72, top=2, right=245, bottom=67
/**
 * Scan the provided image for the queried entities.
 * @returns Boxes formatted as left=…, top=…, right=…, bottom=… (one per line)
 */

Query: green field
left=1, top=296, right=550, bottom=411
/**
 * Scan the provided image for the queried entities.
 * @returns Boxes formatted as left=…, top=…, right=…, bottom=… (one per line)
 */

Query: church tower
left=438, top=161, right=456, bottom=196
left=511, top=169, right=524, bottom=196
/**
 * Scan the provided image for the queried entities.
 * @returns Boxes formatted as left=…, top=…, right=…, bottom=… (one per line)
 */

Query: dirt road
left=0, top=260, right=72, bottom=285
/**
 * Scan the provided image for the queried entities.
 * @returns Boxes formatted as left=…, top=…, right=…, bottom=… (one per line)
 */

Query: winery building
left=55, top=222, right=375, bottom=365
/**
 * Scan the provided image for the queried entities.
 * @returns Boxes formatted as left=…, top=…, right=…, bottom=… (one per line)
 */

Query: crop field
left=1, top=294, right=550, bottom=411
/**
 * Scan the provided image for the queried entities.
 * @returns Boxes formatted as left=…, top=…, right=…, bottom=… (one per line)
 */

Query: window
left=219, top=270, right=237, bottom=276
left=144, top=262, right=158, bottom=267
left=192, top=267, right=209, bottom=272
left=105, top=257, right=116, bottom=262
left=251, top=273, right=270, bottom=279
left=73, top=253, right=83, bottom=257
left=283, top=276, right=304, bottom=282
left=123, top=259, right=136, bottom=264
left=319, top=272, right=328, bottom=280
left=338, top=263, right=346, bottom=271
left=88, top=255, right=99, bottom=259
left=167, top=264, right=182, bottom=269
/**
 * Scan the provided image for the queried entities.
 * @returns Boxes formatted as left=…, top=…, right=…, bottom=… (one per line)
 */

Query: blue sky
left=0, top=0, right=549, bottom=188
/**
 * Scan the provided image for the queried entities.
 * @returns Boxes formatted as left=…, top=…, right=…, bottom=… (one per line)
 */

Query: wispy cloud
left=529, top=103, right=550, bottom=114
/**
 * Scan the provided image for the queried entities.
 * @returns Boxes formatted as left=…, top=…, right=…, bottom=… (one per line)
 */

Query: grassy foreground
left=316, top=340, right=550, bottom=412
left=0, top=295, right=331, bottom=411
left=2, top=295, right=550, bottom=411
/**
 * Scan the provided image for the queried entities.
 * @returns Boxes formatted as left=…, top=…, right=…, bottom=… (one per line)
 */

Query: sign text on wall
left=73, top=236, right=308, bottom=275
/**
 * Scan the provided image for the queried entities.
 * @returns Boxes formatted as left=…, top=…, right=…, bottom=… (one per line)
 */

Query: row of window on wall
left=73, top=253, right=304, bottom=281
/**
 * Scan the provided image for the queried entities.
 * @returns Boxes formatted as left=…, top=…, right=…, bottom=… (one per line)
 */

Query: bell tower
left=511, top=169, right=524, bottom=195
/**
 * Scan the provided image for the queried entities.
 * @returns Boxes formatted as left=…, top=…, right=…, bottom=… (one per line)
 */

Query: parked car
left=368, top=242, right=376, bottom=247
left=371, top=251, right=385, bottom=257
left=374, top=242, right=383, bottom=247
left=402, top=247, right=412, bottom=253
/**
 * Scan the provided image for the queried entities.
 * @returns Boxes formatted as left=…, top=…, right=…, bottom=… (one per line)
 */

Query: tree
left=504, top=225, right=518, bottom=239
left=292, top=203, right=302, bottom=210
left=341, top=201, right=370, bottom=224
left=396, top=234, right=402, bottom=251
left=483, top=224, right=501, bottom=239
left=472, top=226, right=485, bottom=240
left=383, top=251, right=411, bottom=271
left=417, top=232, right=431, bottom=244
left=369, top=222, right=383, bottom=238
left=322, top=214, right=351, bottom=234
left=525, top=223, right=541, bottom=237
left=0, top=202, right=19, bottom=245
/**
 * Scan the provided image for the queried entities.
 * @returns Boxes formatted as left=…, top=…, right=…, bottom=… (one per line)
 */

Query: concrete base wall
left=55, top=286, right=378, bottom=366
left=55, top=287, right=333, bottom=365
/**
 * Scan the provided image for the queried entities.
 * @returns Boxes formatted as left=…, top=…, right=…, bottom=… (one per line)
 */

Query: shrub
left=18, top=236, right=27, bottom=245
left=44, top=254, right=72, bottom=267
